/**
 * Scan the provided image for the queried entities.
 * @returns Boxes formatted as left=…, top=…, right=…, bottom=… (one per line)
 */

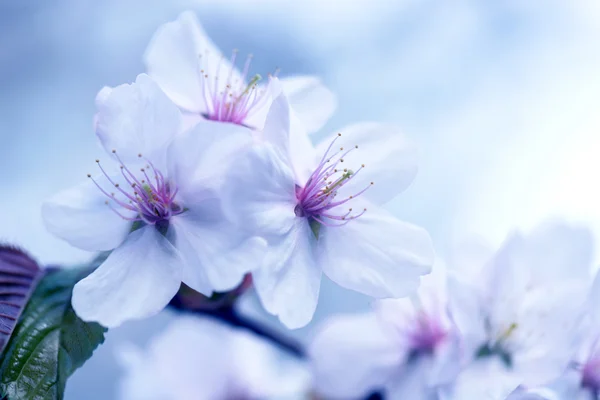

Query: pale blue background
left=1, top=0, right=600, bottom=398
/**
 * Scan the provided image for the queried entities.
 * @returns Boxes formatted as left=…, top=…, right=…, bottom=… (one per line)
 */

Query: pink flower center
left=405, top=311, right=448, bottom=357
left=198, top=50, right=276, bottom=126
left=88, top=150, right=183, bottom=225
left=582, top=355, right=600, bottom=392
left=294, top=133, right=373, bottom=230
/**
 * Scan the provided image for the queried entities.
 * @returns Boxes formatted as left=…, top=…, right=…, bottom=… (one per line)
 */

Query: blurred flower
left=443, top=221, right=594, bottom=398
left=144, top=11, right=336, bottom=132
left=118, top=315, right=311, bottom=400
left=42, top=74, right=266, bottom=328
left=514, top=269, right=600, bottom=400
left=223, top=89, right=434, bottom=328
left=309, top=263, right=461, bottom=400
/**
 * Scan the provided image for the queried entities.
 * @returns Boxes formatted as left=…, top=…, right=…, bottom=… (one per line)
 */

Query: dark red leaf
left=0, top=246, right=42, bottom=353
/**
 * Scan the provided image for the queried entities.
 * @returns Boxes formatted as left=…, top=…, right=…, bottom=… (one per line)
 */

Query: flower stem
left=169, top=293, right=305, bottom=358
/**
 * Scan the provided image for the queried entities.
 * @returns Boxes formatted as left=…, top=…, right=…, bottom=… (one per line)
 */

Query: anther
left=95, top=159, right=100, bottom=163
left=112, top=149, right=116, bottom=154
left=337, top=133, right=342, bottom=137
left=362, top=164, right=365, bottom=167
left=355, top=145, right=358, bottom=149
left=138, top=153, right=143, bottom=158
left=87, top=174, right=91, bottom=178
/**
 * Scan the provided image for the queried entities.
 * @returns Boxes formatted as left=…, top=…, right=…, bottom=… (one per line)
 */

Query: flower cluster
left=34, top=10, right=595, bottom=400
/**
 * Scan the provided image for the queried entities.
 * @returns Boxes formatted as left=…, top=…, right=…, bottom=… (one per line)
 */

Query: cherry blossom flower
left=118, top=316, right=311, bottom=400
left=444, top=221, right=594, bottom=398
left=511, top=269, right=600, bottom=400
left=42, top=74, right=265, bottom=328
left=310, top=264, right=461, bottom=400
left=222, top=89, right=435, bottom=328
left=144, top=11, right=336, bottom=132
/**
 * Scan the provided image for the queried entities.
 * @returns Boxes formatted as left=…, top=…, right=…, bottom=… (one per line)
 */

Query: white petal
left=446, top=274, right=488, bottom=357
left=95, top=73, right=182, bottom=166
left=239, top=77, right=281, bottom=131
left=520, top=220, right=594, bottom=283
left=319, top=203, right=434, bottom=298
left=260, top=89, right=318, bottom=183
left=439, top=358, right=521, bottom=400
left=253, top=218, right=322, bottom=328
left=448, top=237, right=494, bottom=283
left=280, top=75, right=337, bottom=134
left=167, top=118, right=253, bottom=199
left=310, top=313, right=403, bottom=399
left=117, top=344, right=169, bottom=400
left=588, top=270, right=600, bottom=327
left=222, top=143, right=297, bottom=237
left=42, top=177, right=134, bottom=252
left=169, top=208, right=267, bottom=293
left=232, top=328, right=312, bottom=398
left=144, top=11, right=241, bottom=113
left=72, top=226, right=183, bottom=328
left=126, top=316, right=233, bottom=400
left=316, top=122, right=418, bottom=205
left=511, top=281, right=588, bottom=386
left=387, top=357, right=436, bottom=400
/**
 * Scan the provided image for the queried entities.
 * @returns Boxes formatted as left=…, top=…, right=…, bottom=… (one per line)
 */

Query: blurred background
left=1, top=0, right=600, bottom=398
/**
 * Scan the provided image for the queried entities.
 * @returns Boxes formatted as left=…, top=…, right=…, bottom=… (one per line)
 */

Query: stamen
left=89, top=153, right=183, bottom=224
left=295, top=133, right=372, bottom=231
left=196, top=49, right=275, bottom=126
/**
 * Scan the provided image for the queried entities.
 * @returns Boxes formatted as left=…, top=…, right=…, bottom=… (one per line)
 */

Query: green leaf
left=0, top=268, right=107, bottom=400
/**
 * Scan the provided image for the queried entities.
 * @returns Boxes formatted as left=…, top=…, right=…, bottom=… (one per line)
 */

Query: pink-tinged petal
left=222, top=143, right=297, bottom=237
left=310, top=313, right=402, bottom=399
left=42, top=177, right=135, bottom=252
left=253, top=218, right=321, bottom=329
left=95, top=73, right=182, bottom=166
left=280, top=75, right=337, bottom=135
left=167, top=118, right=253, bottom=199
left=71, top=226, right=183, bottom=328
left=144, top=11, right=241, bottom=114
left=169, top=206, right=267, bottom=294
left=319, top=202, right=434, bottom=298
left=316, top=122, right=418, bottom=205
